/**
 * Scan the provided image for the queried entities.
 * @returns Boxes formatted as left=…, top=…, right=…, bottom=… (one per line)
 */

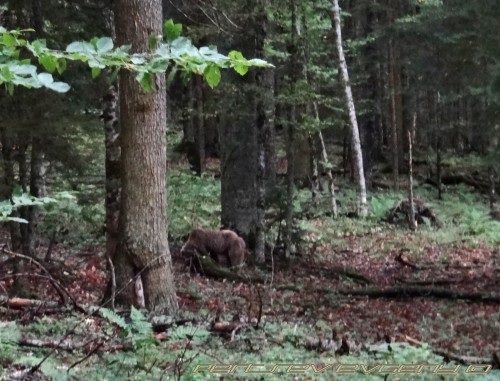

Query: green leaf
left=8, top=217, right=29, bottom=224
left=2, top=33, right=16, bottom=47
left=233, top=64, right=248, bottom=76
left=96, top=37, right=113, bottom=53
left=37, top=74, right=69, bottom=92
left=66, top=41, right=95, bottom=54
left=47, top=81, right=70, bottom=93
left=228, top=50, right=245, bottom=61
left=37, top=72, right=54, bottom=86
left=137, top=72, right=153, bottom=92
left=229, top=50, right=249, bottom=75
left=56, top=58, right=67, bottom=75
left=39, top=55, right=57, bottom=73
left=91, top=67, right=101, bottom=79
left=163, top=19, right=182, bottom=42
left=203, top=65, right=221, bottom=88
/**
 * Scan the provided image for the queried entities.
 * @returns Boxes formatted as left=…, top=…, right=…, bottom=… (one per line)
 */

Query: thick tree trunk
left=0, top=126, right=25, bottom=295
left=114, top=0, right=177, bottom=312
left=331, top=0, right=368, bottom=217
left=220, top=2, right=262, bottom=247
left=254, top=1, right=274, bottom=263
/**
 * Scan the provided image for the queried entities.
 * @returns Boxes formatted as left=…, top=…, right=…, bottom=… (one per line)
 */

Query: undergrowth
left=1, top=312, right=498, bottom=381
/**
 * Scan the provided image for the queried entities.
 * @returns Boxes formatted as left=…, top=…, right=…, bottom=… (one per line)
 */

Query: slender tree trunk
left=28, top=137, right=46, bottom=252
left=102, top=83, right=125, bottom=307
left=407, top=129, right=416, bottom=230
left=284, top=104, right=296, bottom=258
left=331, top=0, right=368, bottom=217
left=114, top=0, right=177, bottom=312
left=313, top=102, right=337, bottom=218
left=194, top=75, right=205, bottom=175
left=435, top=93, right=442, bottom=200
left=308, top=132, right=320, bottom=207
left=388, top=39, right=399, bottom=190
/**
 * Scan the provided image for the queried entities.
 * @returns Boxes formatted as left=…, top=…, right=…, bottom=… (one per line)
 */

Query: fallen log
left=337, top=286, right=500, bottom=303
left=0, top=296, right=60, bottom=309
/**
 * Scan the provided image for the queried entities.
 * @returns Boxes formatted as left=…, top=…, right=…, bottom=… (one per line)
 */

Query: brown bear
left=181, top=229, right=246, bottom=268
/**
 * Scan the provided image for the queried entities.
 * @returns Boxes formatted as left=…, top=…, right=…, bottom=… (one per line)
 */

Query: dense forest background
left=0, top=0, right=499, bottom=380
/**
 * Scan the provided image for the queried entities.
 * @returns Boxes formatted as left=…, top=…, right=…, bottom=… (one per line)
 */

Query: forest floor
left=1, top=167, right=499, bottom=379
left=2, top=224, right=499, bottom=365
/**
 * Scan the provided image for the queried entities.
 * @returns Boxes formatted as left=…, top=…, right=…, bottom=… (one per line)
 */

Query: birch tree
left=331, top=0, right=368, bottom=217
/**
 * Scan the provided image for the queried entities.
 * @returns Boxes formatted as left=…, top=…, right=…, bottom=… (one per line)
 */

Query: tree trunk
left=308, top=131, right=319, bottom=207
left=388, top=39, right=399, bottom=191
left=407, top=129, right=416, bottom=230
left=0, top=126, right=25, bottom=295
left=220, top=1, right=264, bottom=248
left=284, top=104, right=296, bottom=258
left=102, top=83, right=124, bottom=308
left=331, top=0, right=368, bottom=217
left=313, top=103, right=338, bottom=218
left=114, top=0, right=177, bottom=312
left=194, top=75, right=205, bottom=175
left=254, top=1, right=274, bottom=264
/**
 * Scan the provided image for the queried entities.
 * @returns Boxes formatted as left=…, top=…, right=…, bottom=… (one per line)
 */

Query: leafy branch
left=0, top=20, right=272, bottom=93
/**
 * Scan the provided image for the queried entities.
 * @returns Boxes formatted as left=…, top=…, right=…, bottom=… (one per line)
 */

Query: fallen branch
left=0, top=296, right=60, bottom=309
left=337, top=286, right=500, bottom=303
left=395, top=277, right=458, bottom=286
left=395, top=250, right=420, bottom=270
left=18, top=337, right=75, bottom=352
left=2, top=248, right=85, bottom=313
left=306, top=264, right=373, bottom=284
left=400, top=335, right=498, bottom=366
left=189, top=255, right=267, bottom=283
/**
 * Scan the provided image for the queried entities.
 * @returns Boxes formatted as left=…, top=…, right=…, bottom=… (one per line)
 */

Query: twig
left=1, top=248, right=87, bottom=312
left=67, top=341, right=104, bottom=372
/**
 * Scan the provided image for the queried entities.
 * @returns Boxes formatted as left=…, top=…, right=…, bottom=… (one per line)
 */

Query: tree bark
left=194, top=75, right=205, bottom=175
left=254, top=0, right=274, bottom=264
left=114, top=0, right=177, bottom=312
left=407, top=129, right=416, bottom=230
left=331, top=0, right=368, bottom=217
left=388, top=39, right=399, bottom=190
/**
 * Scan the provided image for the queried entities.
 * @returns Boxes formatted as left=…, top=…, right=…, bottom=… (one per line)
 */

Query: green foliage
left=369, top=193, right=401, bottom=220
left=163, top=19, right=182, bottom=42
left=430, top=186, right=500, bottom=245
left=0, top=187, right=58, bottom=223
left=38, top=191, right=105, bottom=245
left=0, top=28, right=70, bottom=93
left=1, top=22, right=271, bottom=94
left=3, top=313, right=500, bottom=381
left=0, top=322, right=20, bottom=362
left=99, top=307, right=155, bottom=350
left=167, top=169, right=221, bottom=238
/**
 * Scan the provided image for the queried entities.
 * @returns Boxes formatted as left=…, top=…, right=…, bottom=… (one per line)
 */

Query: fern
left=99, top=307, right=129, bottom=330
